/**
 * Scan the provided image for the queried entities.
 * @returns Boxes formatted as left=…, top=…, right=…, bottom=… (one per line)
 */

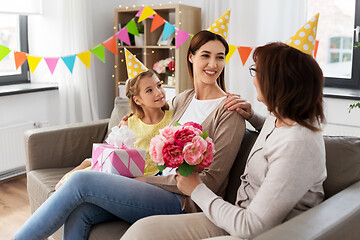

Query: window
left=307, top=0, right=360, bottom=89
left=0, top=15, right=29, bottom=85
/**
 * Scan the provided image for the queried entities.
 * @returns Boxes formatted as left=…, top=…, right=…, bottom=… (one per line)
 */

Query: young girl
left=55, top=70, right=173, bottom=190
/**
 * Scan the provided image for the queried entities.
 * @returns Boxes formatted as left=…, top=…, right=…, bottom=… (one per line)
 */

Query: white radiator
left=323, top=124, right=360, bottom=137
left=0, top=122, right=37, bottom=180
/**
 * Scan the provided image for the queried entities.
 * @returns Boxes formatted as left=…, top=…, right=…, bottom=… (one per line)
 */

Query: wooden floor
left=0, top=174, right=31, bottom=240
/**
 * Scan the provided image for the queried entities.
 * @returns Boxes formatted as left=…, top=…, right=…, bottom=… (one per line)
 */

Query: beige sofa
left=25, top=97, right=360, bottom=240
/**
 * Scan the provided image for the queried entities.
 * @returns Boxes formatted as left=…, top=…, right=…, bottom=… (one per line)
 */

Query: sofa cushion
left=106, top=97, right=130, bottom=139
left=323, top=136, right=360, bottom=199
left=27, top=168, right=73, bottom=213
left=225, top=129, right=259, bottom=204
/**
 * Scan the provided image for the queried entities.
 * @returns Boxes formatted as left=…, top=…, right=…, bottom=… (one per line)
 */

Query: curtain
left=203, top=0, right=307, bottom=115
left=28, top=0, right=99, bottom=124
left=0, top=0, right=42, bottom=15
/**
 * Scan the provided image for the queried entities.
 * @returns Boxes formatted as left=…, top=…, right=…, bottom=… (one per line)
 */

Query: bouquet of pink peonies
left=149, top=122, right=215, bottom=176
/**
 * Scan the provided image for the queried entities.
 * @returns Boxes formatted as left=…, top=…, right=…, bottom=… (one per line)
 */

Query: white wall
left=0, top=90, right=60, bottom=127
left=324, top=97, right=360, bottom=127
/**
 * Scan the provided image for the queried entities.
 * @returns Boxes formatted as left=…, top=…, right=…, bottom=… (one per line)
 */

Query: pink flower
left=174, top=128, right=196, bottom=148
left=159, top=126, right=181, bottom=143
left=149, top=135, right=166, bottom=165
left=183, top=136, right=208, bottom=165
left=197, top=137, right=215, bottom=170
left=162, top=142, right=184, bottom=168
left=183, top=122, right=202, bottom=131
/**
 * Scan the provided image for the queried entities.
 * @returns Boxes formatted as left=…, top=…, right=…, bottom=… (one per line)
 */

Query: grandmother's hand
left=224, top=92, right=254, bottom=120
left=176, top=171, right=202, bottom=196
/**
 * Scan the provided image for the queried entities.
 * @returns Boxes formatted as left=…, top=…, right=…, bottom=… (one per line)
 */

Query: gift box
left=91, top=143, right=146, bottom=177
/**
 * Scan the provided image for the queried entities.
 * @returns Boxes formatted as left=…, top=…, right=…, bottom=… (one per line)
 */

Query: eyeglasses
left=249, top=64, right=256, bottom=77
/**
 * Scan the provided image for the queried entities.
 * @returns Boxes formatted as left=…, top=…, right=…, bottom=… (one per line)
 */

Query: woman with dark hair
left=13, top=30, right=245, bottom=240
left=120, top=41, right=327, bottom=240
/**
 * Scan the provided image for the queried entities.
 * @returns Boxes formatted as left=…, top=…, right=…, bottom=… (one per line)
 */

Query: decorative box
left=91, top=143, right=146, bottom=177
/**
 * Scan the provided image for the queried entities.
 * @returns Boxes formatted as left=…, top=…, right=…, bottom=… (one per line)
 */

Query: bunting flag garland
left=226, top=45, right=237, bottom=64
left=102, top=36, right=118, bottom=55
left=138, top=6, right=155, bottom=22
left=314, top=40, right=319, bottom=58
left=44, top=57, right=59, bottom=74
left=62, top=55, right=76, bottom=73
left=162, top=22, right=175, bottom=41
left=135, top=7, right=144, bottom=17
left=176, top=28, right=191, bottom=49
left=90, top=44, right=106, bottom=63
left=126, top=19, right=140, bottom=37
left=0, top=5, right=322, bottom=76
left=77, top=51, right=91, bottom=68
left=151, top=14, right=165, bottom=32
left=27, top=56, right=42, bottom=74
left=0, top=45, right=11, bottom=61
left=14, top=51, right=27, bottom=70
left=115, top=26, right=131, bottom=46
left=238, top=47, right=253, bottom=66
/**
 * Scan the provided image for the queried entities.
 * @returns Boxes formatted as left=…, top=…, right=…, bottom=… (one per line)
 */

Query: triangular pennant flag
left=225, top=45, right=237, bottom=64
left=314, top=40, right=319, bottom=58
left=135, top=7, right=144, bottom=17
left=102, top=36, right=118, bottom=55
left=175, top=28, right=190, bottom=49
left=90, top=44, right=106, bottom=63
left=14, top=51, right=27, bottom=70
left=285, top=13, right=319, bottom=56
left=77, top=51, right=91, bottom=68
left=44, top=57, right=59, bottom=74
left=162, top=22, right=175, bottom=41
left=61, top=55, right=76, bottom=73
left=124, top=48, right=148, bottom=79
left=151, top=14, right=165, bottom=32
left=127, top=19, right=139, bottom=37
left=27, top=56, right=42, bottom=74
left=115, top=26, right=131, bottom=46
left=238, top=46, right=253, bottom=66
left=0, top=45, right=11, bottom=62
left=138, top=6, right=155, bottom=22
left=207, top=10, right=231, bottom=39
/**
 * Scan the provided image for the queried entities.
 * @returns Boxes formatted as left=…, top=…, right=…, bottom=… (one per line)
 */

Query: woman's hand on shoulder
left=224, top=92, right=254, bottom=120
left=176, top=171, right=202, bottom=196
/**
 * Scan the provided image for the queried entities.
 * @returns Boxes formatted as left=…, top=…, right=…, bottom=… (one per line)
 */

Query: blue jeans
left=14, top=171, right=183, bottom=240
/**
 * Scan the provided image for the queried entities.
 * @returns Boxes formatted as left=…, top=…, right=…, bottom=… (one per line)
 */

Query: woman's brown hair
left=253, top=42, right=325, bottom=131
left=187, top=30, right=229, bottom=92
left=125, top=70, right=169, bottom=119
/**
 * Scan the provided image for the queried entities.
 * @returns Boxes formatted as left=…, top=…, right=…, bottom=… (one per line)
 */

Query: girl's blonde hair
left=125, top=70, right=169, bottom=119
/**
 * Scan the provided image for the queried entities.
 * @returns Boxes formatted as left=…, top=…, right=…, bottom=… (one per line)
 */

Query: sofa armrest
left=254, top=181, right=360, bottom=240
left=25, top=119, right=109, bottom=172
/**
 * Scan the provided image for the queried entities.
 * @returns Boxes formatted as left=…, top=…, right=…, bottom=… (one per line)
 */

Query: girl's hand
left=176, top=171, right=202, bottom=196
left=134, top=176, right=146, bottom=182
left=224, top=92, right=254, bottom=120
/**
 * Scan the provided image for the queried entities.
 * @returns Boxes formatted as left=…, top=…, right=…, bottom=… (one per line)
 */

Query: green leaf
left=173, top=122, right=181, bottom=126
left=349, top=102, right=360, bottom=113
left=178, top=162, right=195, bottom=177
left=157, top=164, right=166, bottom=172
left=200, top=131, right=209, bottom=140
